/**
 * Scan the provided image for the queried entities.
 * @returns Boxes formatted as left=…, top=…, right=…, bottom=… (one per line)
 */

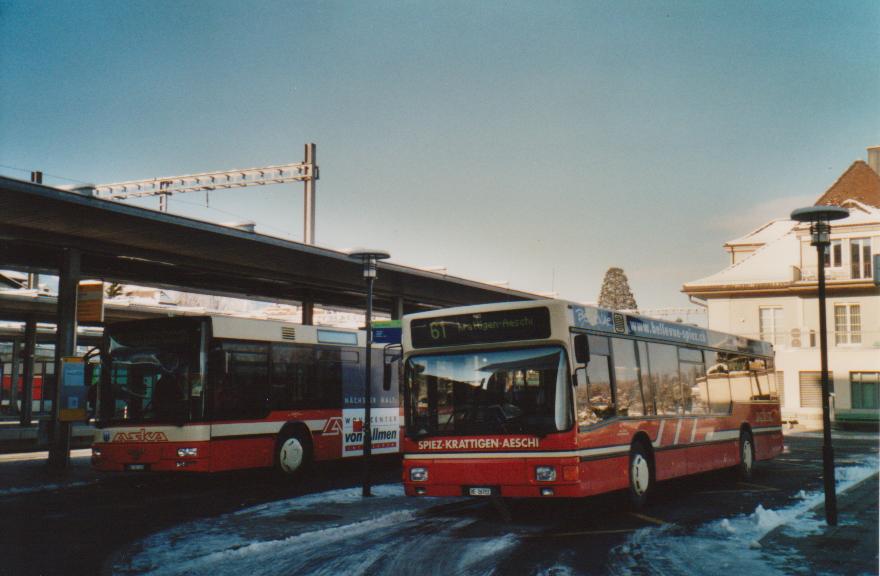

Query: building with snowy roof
left=683, top=147, right=880, bottom=427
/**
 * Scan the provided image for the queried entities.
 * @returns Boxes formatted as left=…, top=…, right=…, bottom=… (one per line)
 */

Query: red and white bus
left=401, top=300, right=782, bottom=506
left=92, top=315, right=400, bottom=474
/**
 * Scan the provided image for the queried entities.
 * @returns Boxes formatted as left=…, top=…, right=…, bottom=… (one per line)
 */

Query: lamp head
left=790, top=206, right=849, bottom=247
left=348, top=248, right=391, bottom=279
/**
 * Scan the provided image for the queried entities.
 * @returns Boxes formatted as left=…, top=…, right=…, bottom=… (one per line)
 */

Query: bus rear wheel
left=738, top=430, right=755, bottom=481
left=276, top=430, right=311, bottom=478
left=628, top=442, right=653, bottom=510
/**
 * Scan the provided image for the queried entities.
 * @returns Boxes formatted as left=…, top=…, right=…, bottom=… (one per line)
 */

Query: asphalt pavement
left=0, top=430, right=876, bottom=576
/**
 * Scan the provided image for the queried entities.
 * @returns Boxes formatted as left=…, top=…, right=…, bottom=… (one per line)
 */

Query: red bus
left=401, top=300, right=782, bottom=507
left=91, top=315, right=400, bottom=474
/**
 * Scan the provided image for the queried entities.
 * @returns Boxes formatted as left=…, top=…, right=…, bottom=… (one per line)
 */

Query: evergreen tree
left=597, top=267, right=638, bottom=311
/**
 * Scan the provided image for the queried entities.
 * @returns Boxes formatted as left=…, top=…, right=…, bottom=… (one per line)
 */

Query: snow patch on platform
left=607, top=456, right=879, bottom=576
left=0, top=480, right=95, bottom=496
left=239, top=482, right=404, bottom=518
left=111, top=483, right=485, bottom=576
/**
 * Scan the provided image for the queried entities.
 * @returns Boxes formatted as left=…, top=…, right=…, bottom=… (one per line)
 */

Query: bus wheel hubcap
left=631, top=454, right=650, bottom=495
left=280, top=438, right=304, bottom=473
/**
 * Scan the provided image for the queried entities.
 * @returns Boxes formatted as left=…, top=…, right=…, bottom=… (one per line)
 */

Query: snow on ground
left=0, top=480, right=96, bottom=496
left=111, top=457, right=879, bottom=576
left=0, top=450, right=94, bottom=496
left=111, top=483, right=517, bottom=576
left=606, top=456, right=879, bottom=576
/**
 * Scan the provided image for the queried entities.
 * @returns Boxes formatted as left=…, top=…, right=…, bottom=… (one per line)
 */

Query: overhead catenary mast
left=94, top=143, right=319, bottom=244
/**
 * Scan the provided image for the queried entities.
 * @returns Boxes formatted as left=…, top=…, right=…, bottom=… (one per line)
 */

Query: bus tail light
left=410, top=467, right=428, bottom=482
left=535, top=466, right=556, bottom=482
left=563, top=465, right=579, bottom=481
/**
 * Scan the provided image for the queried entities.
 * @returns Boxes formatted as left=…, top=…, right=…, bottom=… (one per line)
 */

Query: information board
left=59, top=356, right=88, bottom=422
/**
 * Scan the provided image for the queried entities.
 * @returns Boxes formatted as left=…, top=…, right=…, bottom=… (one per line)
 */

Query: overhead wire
left=0, top=164, right=93, bottom=185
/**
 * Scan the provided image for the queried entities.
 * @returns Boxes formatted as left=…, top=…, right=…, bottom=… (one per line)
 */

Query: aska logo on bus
left=112, top=429, right=169, bottom=443
left=418, top=437, right=540, bottom=451
left=322, top=417, right=343, bottom=436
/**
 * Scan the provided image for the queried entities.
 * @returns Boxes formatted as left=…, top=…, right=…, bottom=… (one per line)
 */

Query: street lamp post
left=348, top=248, right=391, bottom=497
left=790, top=205, right=849, bottom=527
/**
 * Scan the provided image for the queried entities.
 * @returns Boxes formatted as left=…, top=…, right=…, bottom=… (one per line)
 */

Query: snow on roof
left=834, top=199, right=880, bottom=223
left=789, top=200, right=880, bottom=236
left=724, top=219, right=796, bottom=247
left=687, top=201, right=879, bottom=290
left=685, top=230, right=800, bottom=288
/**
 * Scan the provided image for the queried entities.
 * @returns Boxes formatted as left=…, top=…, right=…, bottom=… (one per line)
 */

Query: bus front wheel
left=276, top=430, right=311, bottom=478
left=628, top=443, right=653, bottom=510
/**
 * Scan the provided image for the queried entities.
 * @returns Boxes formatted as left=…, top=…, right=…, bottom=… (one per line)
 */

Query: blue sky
left=2, top=1, right=878, bottom=309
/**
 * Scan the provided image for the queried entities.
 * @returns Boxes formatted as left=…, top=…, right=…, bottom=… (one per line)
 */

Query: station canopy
left=0, top=176, right=539, bottom=321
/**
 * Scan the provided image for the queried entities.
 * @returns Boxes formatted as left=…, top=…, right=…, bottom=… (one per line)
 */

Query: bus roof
left=107, top=315, right=368, bottom=348
left=403, top=299, right=773, bottom=357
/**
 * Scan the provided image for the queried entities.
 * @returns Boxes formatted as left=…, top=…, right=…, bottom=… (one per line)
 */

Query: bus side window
left=578, top=347, right=613, bottom=427
left=270, top=343, right=313, bottom=410
left=314, top=347, right=348, bottom=408
left=212, top=342, right=269, bottom=420
left=749, top=358, right=771, bottom=400
left=704, top=350, right=731, bottom=414
left=722, top=353, right=752, bottom=404
left=636, top=341, right=655, bottom=414
left=611, top=338, right=645, bottom=417
left=679, top=347, right=707, bottom=415
left=648, top=343, right=680, bottom=415
left=766, top=358, right=778, bottom=398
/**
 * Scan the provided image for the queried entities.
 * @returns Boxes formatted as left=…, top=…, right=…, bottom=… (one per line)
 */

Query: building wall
left=706, top=293, right=879, bottom=425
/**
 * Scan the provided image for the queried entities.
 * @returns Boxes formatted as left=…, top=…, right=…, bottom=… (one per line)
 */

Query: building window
left=834, top=304, right=861, bottom=345
left=850, top=238, right=872, bottom=279
left=851, top=372, right=879, bottom=410
left=759, top=307, right=784, bottom=346
left=824, top=240, right=842, bottom=268
left=799, top=371, right=831, bottom=408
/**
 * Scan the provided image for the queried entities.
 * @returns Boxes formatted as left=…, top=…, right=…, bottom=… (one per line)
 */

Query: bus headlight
left=535, top=466, right=556, bottom=482
left=177, top=447, right=198, bottom=457
left=410, top=467, right=428, bottom=482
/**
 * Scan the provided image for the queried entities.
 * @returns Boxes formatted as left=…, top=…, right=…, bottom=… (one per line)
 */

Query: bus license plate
left=468, top=487, right=493, bottom=497
left=126, top=464, right=146, bottom=471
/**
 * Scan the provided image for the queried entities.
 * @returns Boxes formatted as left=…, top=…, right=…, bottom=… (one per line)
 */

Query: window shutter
left=799, top=371, right=831, bottom=408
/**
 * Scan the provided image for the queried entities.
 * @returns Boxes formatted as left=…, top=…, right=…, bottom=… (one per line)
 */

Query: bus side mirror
left=382, top=345, right=401, bottom=392
left=573, top=334, right=590, bottom=365
left=383, top=363, right=392, bottom=391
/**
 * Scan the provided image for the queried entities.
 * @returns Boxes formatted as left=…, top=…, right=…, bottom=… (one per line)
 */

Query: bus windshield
left=101, top=323, right=203, bottom=425
left=406, top=346, right=572, bottom=437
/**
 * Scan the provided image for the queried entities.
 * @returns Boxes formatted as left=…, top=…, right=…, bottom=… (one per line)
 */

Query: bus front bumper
left=403, top=456, right=583, bottom=498
left=91, top=441, right=212, bottom=473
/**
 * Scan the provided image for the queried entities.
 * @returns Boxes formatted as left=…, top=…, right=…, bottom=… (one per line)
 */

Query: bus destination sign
left=410, top=307, right=551, bottom=348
